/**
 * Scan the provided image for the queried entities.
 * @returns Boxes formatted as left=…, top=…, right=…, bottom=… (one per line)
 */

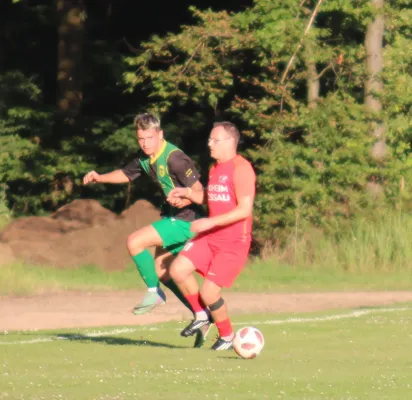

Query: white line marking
left=0, top=307, right=409, bottom=346
left=237, top=307, right=411, bottom=326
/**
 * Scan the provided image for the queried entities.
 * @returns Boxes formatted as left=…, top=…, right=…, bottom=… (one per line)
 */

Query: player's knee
left=169, top=261, right=181, bottom=283
left=200, top=280, right=222, bottom=305
left=126, top=234, right=135, bottom=251
left=126, top=233, right=143, bottom=253
left=169, top=258, right=189, bottom=283
left=200, top=288, right=221, bottom=307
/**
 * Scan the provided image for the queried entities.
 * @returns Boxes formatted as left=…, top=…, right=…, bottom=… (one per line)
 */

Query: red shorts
left=180, top=234, right=251, bottom=288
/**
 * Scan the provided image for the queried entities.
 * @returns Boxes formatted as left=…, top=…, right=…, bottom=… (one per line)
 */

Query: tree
left=123, top=0, right=412, bottom=244
left=365, top=0, right=385, bottom=160
left=56, top=0, right=85, bottom=120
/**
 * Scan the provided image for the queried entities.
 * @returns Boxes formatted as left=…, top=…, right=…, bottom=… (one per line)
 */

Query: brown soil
left=1, top=290, right=411, bottom=332
left=0, top=199, right=160, bottom=270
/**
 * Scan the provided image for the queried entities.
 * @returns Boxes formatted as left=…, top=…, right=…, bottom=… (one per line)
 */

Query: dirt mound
left=121, top=199, right=160, bottom=226
left=1, top=199, right=161, bottom=270
left=0, top=200, right=117, bottom=243
left=7, top=240, right=58, bottom=266
left=0, top=216, right=64, bottom=242
left=52, top=199, right=116, bottom=226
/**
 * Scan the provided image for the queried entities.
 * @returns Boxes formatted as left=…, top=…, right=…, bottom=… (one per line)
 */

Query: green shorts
left=152, top=217, right=195, bottom=255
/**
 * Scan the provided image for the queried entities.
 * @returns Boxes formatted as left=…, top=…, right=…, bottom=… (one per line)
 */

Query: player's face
left=136, top=129, right=163, bottom=156
left=208, top=126, right=234, bottom=161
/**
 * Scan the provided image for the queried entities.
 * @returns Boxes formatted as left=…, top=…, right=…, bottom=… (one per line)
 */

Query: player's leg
left=167, top=250, right=214, bottom=348
left=127, top=225, right=166, bottom=314
left=201, top=242, right=251, bottom=350
left=200, top=279, right=234, bottom=350
left=154, top=247, right=194, bottom=315
left=154, top=247, right=173, bottom=282
left=169, top=254, right=206, bottom=319
left=131, top=217, right=198, bottom=315
left=152, top=217, right=207, bottom=315
left=169, top=238, right=213, bottom=339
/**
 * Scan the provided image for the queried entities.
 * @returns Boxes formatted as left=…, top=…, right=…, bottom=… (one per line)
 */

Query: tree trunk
left=305, top=43, right=319, bottom=109
left=56, top=0, right=85, bottom=120
left=364, top=0, right=385, bottom=159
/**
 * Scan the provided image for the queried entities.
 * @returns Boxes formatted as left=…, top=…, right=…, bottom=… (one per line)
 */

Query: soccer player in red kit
left=167, top=121, right=256, bottom=350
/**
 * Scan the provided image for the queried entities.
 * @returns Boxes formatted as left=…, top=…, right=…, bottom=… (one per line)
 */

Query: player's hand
left=167, top=187, right=190, bottom=201
left=190, top=218, right=216, bottom=234
left=168, top=197, right=185, bottom=208
left=83, top=170, right=101, bottom=185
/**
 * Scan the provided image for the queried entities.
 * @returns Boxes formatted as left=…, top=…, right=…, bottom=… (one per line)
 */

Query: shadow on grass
left=217, top=355, right=243, bottom=360
left=56, top=333, right=185, bottom=349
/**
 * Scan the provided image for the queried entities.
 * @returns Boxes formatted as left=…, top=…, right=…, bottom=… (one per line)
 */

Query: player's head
left=208, top=121, right=240, bottom=162
left=134, top=113, right=164, bottom=157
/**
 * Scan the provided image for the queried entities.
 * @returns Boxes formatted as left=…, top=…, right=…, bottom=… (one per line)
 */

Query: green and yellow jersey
left=122, top=140, right=201, bottom=221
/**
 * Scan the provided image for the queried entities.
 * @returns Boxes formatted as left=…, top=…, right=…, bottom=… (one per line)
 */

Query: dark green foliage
left=0, top=0, right=411, bottom=247
left=123, top=0, right=412, bottom=243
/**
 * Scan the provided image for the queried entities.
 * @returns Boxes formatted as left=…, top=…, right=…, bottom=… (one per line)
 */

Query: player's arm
left=166, top=151, right=205, bottom=207
left=83, top=169, right=129, bottom=185
left=186, top=182, right=206, bottom=204
left=83, top=158, right=142, bottom=185
left=208, top=161, right=255, bottom=227
left=210, top=194, right=254, bottom=227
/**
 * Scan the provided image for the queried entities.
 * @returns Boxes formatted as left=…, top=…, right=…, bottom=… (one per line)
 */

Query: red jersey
left=207, top=155, right=256, bottom=241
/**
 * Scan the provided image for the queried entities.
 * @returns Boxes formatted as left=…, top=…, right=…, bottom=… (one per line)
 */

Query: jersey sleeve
left=233, top=158, right=256, bottom=200
left=121, top=158, right=142, bottom=181
left=167, top=151, right=200, bottom=187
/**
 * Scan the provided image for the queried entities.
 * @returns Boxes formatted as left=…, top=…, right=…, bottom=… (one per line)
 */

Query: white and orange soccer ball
left=233, top=326, right=264, bottom=359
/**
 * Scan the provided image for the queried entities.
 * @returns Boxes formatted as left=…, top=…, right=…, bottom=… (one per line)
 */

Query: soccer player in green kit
left=83, top=113, right=210, bottom=346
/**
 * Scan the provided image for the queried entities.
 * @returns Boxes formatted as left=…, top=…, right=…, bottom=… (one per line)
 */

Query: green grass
left=2, top=305, right=412, bottom=399
left=289, top=212, right=412, bottom=273
left=0, top=263, right=146, bottom=296
left=0, top=214, right=10, bottom=231
left=233, top=258, right=412, bottom=292
left=2, top=260, right=412, bottom=297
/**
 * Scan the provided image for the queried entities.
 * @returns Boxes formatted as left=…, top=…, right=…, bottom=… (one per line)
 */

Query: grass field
left=1, top=305, right=412, bottom=399
left=2, top=259, right=412, bottom=297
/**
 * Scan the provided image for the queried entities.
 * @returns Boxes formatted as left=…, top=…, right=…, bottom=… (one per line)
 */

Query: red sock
left=184, top=293, right=205, bottom=313
left=215, top=318, right=233, bottom=338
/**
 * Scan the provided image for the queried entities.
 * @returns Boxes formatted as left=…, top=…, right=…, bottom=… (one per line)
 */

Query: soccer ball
left=233, top=326, right=264, bottom=359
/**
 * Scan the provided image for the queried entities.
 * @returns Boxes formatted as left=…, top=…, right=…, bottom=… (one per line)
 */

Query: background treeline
left=1, top=0, right=411, bottom=256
